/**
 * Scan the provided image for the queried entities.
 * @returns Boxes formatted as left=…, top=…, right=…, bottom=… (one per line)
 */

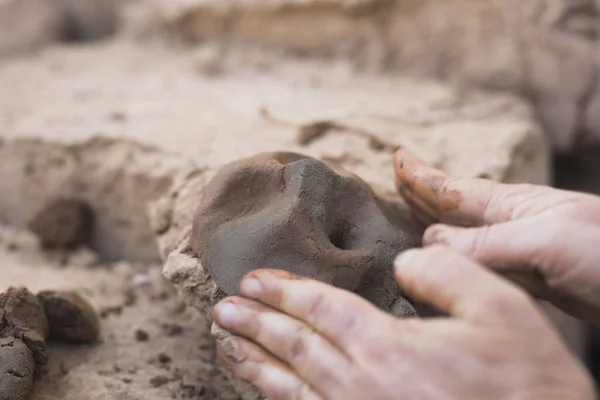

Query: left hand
left=212, top=246, right=594, bottom=400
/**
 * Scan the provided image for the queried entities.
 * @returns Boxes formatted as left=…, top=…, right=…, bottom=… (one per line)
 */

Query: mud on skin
left=190, top=152, right=424, bottom=316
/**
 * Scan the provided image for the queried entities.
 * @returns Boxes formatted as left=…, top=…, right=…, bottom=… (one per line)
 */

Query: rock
left=0, top=0, right=119, bottom=58
left=28, top=198, right=94, bottom=249
left=37, top=290, right=100, bottom=343
left=0, top=288, right=48, bottom=367
left=0, top=0, right=64, bottom=58
left=153, top=0, right=600, bottom=152
left=53, top=0, right=119, bottom=42
left=190, top=152, right=422, bottom=314
left=134, top=329, right=149, bottom=342
left=0, top=337, right=35, bottom=400
left=0, top=137, right=189, bottom=262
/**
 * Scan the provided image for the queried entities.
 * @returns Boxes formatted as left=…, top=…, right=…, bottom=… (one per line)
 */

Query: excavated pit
left=0, top=136, right=189, bottom=262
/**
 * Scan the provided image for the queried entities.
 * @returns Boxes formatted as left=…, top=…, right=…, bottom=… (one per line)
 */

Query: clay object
left=0, top=288, right=48, bottom=367
left=28, top=198, right=94, bottom=249
left=0, top=337, right=35, bottom=400
left=190, top=152, right=423, bottom=314
left=37, top=290, right=100, bottom=343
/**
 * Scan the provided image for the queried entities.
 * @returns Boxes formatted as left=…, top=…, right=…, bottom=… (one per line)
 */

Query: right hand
left=393, top=149, right=600, bottom=325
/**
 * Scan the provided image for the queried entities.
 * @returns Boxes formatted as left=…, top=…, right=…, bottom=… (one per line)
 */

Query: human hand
left=213, top=247, right=594, bottom=400
left=394, top=149, right=600, bottom=325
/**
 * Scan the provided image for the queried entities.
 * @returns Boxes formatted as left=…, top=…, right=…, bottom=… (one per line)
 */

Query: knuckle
left=287, top=326, right=310, bottom=364
left=304, top=293, right=329, bottom=325
left=487, top=184, right=513, bottom=220
left=529, top=219, right=572, bottom=266
left=466, top=226, right=491, bottom=256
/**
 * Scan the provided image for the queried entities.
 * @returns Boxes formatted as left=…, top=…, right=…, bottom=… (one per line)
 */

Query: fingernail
left=217, top=336, right=247, bottom=364
left=241, top=278, right=261, bottom=298
left=423, top=225, right=454, bottom=245
left=394, top=250, right=417, bottom=271
left=215, top=302, right=238, bottom=329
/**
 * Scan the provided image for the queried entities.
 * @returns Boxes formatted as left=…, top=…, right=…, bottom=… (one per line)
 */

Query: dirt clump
left=0, top=287, right=49, bottom=367
left=28, top=199, right=94, bottom=249
left=191, top=152, right=424, bottom=315
left=37, top=290, right=100, bottom=343
left=0, top=337, right=36, bottom=400
left=0, top=288, right=48, bottom=400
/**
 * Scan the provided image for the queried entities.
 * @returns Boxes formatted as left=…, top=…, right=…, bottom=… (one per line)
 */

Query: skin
left=212, top=149, right=599, bottom=399
left=394, top=148, right=600, bottom=325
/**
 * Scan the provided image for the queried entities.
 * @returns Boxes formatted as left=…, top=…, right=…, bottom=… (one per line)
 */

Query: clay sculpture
left=190, top=152, right=424, bottom=316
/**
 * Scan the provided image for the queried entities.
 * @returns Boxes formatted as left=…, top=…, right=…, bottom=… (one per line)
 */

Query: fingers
left=238, top=269, right=391, bottom=350
left=214, top=296, right=349, bottom=395
left=423, top=222, right=600, bottom=325
left=393, top=148, right=543, bottom=225
left=215, top=334, right=322, bottom=400
left=422, top=221, right=540, bottom=269
left=394, top=246, right=540, bottom=325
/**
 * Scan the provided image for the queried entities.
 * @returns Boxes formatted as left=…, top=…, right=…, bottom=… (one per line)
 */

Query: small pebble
left=135, top=329, right=149, bottom=342
left=150, top=375, right=170, bottom=388
left=37, top=290, right=100, bottom=343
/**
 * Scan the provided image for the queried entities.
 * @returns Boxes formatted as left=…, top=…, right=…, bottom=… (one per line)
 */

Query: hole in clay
left=329, top=229, right=351, bottom=250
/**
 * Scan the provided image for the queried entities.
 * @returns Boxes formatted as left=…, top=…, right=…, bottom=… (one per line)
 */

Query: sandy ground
left=1, top=226, right=250, bottom=399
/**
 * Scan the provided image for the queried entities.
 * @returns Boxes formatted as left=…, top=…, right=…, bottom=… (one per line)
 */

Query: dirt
left=28, top=199, right=94, bottom=249
left=37, top=290, right=100, bottom=343
left=0, top=226, right=258, bottom=400
left=0, top=287, right=49, bottom=368
left=0, top=337, right=35, bottom=400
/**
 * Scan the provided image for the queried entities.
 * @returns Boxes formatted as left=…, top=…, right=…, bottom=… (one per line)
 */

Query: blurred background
left=1, top=0, right=600, bottom=396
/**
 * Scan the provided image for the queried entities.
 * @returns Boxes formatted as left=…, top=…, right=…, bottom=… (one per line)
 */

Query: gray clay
left=28, top=198, right=94, bottom=249
left=0, top=338, right=35, bottom=400
left=190, top=152, right=423, bottom=315
left=0, top=288, right=48, bottom=367
left=37, top=290, right=100, bottom=343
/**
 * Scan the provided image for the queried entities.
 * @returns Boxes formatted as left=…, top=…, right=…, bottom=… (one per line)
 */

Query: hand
left=394, top=149, right=600, bottom=325
left=212, top=247, right=594, bottom=400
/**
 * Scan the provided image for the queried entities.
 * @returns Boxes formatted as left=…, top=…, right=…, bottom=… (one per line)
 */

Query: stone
left=0, top=0, right=64, bottom=58
left=152, top=0, right=600, bottom=152
left=190, top=152, right=422, bottom=314
left=28, top=198, right=94, bottom=249
left=54, top=0, right=119, bottom=42
left=37, top=290, right=100, bottom=343
left=0, top=137, right=188, bottom=262
left=0, top=0, right=119, bottom=58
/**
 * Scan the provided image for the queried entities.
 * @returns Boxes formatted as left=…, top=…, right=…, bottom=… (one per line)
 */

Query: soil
left=28, top=199, right=94, bottom=249
left=0, top=226, right=258, bottom=400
